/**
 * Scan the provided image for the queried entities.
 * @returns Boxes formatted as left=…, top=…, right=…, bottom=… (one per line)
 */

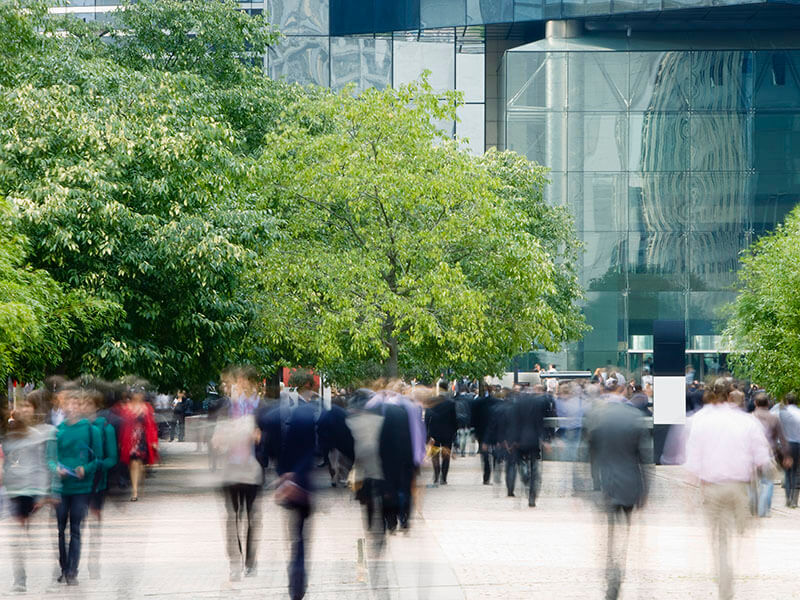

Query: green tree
left=110, top=0, right=279, bottom=84
left=723, top=206, right=800, bottom=398
left=0, top=0, right=289, bottom=389
left=257, top=80, right=586, bottom=384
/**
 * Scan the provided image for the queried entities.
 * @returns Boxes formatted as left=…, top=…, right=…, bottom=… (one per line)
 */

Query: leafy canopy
left=257, top=79, right=586, bottom=384
left=0, top=0, right=291, bottom=389
left=724, top=205, right=800, bottom=398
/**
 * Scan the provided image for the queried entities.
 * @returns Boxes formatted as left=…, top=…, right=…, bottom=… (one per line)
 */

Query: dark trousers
left=56, top=493, right=90, bottom=578
left=223, top=483, right=261, bottom=570
left=480, top=449, right=492, bottom=483
left=606, top=504, right=633, bottom=600
left=785, top=442, right=800, bottom=506
left=287, top=503, right=310, bottom=600
left=506, top=449, right=541, bottom=505
left=431, top=445, right=451, bottom=484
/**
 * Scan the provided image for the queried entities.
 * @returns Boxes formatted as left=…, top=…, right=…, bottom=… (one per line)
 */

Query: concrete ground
left=1, top=442, right=798, bottom=599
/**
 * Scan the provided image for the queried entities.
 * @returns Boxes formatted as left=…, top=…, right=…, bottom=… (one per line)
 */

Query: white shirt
left=684, top=403, right=772, bottom=484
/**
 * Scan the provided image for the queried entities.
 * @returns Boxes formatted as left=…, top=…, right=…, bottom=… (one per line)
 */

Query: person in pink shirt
left=684, top=380, right=772, bottom=600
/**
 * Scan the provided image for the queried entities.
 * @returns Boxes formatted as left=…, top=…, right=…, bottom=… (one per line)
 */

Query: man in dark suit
left=425, top=381, right=457, bottom=486
left=259, top=398, right=317, bottom=600
left=471, top=387, right=499, bottom=484
left=588, top=398, right=650, bottom=600
left=509, top=387, right=552, bottom=506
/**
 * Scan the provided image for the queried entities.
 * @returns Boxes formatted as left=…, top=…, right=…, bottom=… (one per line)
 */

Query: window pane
left=421, top=0, right=467, bottom=27
left=628, top=232, right=687, bottom=291
left=630, top=52, right=691, bottom=112
left=456, top=52, right=485, bottom=103
left=689, top=232, right=749, bottom=292
left=506, top=52, right=567, bottom=112
left=567, top=52, right=629, bottom=111
left=628, top=292, right=686, bottom=337
left=690, top=173, right=753, bottom=232
left=630, top=112, right=690, bottom=172
left=269, top=36, right=330, bottom=87
left=691, top=51, right=754, bottom=112
left=506, top=112, right=567, bottom=170
left=568, top=173, right=627, bottom=232
left=580, top=231, right=627, bottom=292
left=268, top=0, right=329, bottom=35
left=690, top=113, right=753, bottom=172
left=456, top=104, right=485, bottom=155
left=629, top=173, right=688, bottom=232
left=331, top=37, right=392, bottom=92
left=754, top=51, right=800, bottom=111
left=567, top=113, right=628, bottom=172
left=393, top=36, right=455, bottom=92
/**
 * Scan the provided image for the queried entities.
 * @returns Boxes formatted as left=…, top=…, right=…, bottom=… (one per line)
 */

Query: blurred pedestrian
left=1, top=389, right=56, bottom=592
left=118, top=386, right=158, bottom=502
left=84, top=386, right=118, bottom=580
left=752, top=392, right=790, bottom=517
left=589, top=394, right=650, bottom=600
left=54, top=384, right=103, bottom=585
left=776, top=392, right=800, bottom=508
left=684, top=382, right=772, bottom=600
left=425, top=380, right=457, bottom=486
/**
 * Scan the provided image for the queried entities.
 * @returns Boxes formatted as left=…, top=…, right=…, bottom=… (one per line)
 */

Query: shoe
left=66, top=576, right=78, bottom=586
left=57, top=573, right=67, bottom=584
left=11, top=582, right=26, bottom=593
left=229, top=569, right=242, bottom=582
left=528, top=499, right=536, bottom=507
left=244, top=566, right=257, bottom=578
left=440, top=480, right=447, bottom=485
left=130, top=496, right=138, bottom=502
left=507, top=492, right=515, bottom=497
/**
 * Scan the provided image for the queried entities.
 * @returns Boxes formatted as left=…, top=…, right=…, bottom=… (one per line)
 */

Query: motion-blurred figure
left=684, top=382, right=772, bottom=600
left=117, top=385, right=159, bottom=502
left=589, top=394, right=650, bottom=600
left=775, top=392, right=800, bottom=508
left=1, top=390, right=56, bottom=592
left=213, top=367, right=264, bottom=581
left=752, top=392, right=790, bottom=517
left=54, top=384, right=103, bottom=585
left=425, top=380, right=457, bottom=486
left=84, top=386, right=118, bottom=580
left=471, top=385, right=499, bottom=484
left=508, top=385, right=552, bottom=507
left=260, top=378, right=318, bottom=600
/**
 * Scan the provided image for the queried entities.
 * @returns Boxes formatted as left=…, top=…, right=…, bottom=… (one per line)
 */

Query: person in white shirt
left=684, top=380, right=772, bottom=600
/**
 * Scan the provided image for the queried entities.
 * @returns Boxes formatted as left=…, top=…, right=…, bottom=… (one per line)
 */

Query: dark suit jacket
left=259, top=402, right=317, bottom=492
left=512, top=392, right=552, bottom=456
left=589, top=401, right=649, bottom=509
left=425, top=395, right=457, bottom=446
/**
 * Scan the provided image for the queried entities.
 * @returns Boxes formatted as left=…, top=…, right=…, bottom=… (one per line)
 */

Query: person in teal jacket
left=53, top=384, right=103, bottom=586
left=84, top=387, right=118, bottom=579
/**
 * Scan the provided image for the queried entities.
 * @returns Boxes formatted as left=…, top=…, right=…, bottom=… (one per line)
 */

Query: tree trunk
left=383, top=335, right=399, bottom=379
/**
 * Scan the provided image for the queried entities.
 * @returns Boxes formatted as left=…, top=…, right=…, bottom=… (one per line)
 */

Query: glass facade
left=504, top=37, right=800, bottom=370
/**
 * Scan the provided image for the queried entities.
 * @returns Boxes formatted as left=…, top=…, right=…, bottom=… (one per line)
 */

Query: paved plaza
left=1, top=443, right=798, bottom=599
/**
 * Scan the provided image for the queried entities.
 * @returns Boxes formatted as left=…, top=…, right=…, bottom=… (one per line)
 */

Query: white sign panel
left=653, top=376, right=686, bottom=425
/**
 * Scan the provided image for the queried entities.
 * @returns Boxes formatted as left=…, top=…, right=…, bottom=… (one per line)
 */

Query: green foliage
left=0, top=0, right=290, bottom=389
left=257, top=80, right=586, bottom=384
left=111, top=0, right=280, bottom=84
left=723, top=206, right=800, bottom=398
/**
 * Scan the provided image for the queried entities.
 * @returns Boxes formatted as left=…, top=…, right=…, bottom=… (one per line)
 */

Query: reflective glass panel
left=421, top=0, right=467, bottom=27
left=630, top=52, right=691, bottom=112
left=514, top=0, right=544, bottom=21
left=690, top=173, right=754, bottom=232
left=754, top=112, right=800, bottom=172
left=330, top=37, right=393, bottom=92
left=545, top=172, right=567, bottom=207
left=456, top=104, right=485, bottom=155
left=688, top=292, right=737, bottom=338
left=630, top=112, right=690, bottom=172
left=580, top=231, right=627, bottom=292
left=567, top=52, right=629, bottom=112
left=466, top=0, right=514, bottom=23
left=268, top=0, right=329, bottom=35
left=269, top=36, right=330, bottom=87
left=581, top=292, right=626, bottom=353
left=689, top=232, right=749, bottom=292
left=393, top=38, right=455, bottom=92
left=690, top=113, right=753, bottom=172
left=754, top=51, right=800, bottom=111
left=691, top=51, right=754, bottom=112
left=628, top=232, right=688, bottom=291
left=567, top=113, right=628, bottom=172
left=506, top=112, right=567, bottom=170
left=628, top=292, right=686, bottom=337
left=506, top=52, right=567, bottom=112
left=753, top=171, right=800, bottom=232
left=568, top=173, right=627, bottom=232
left=456, top=52, right=485, bottom=103
left=629, top=173, right=688, bottom=232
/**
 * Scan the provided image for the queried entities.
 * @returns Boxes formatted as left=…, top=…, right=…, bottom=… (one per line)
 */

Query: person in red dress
left=116, top=386, right=158, bottom=502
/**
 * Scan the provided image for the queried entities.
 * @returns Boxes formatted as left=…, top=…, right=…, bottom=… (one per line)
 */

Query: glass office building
left=62, top=1, right=800, bottom=374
